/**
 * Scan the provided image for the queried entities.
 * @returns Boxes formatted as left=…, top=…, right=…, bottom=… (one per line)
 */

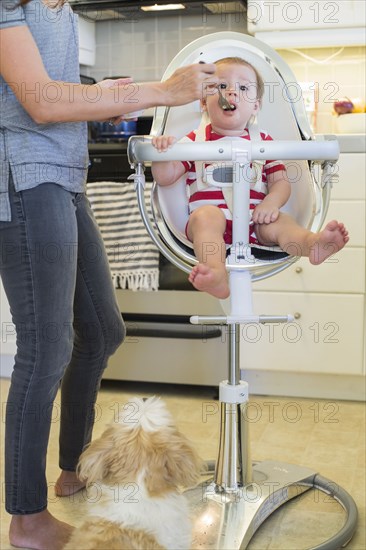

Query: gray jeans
left=0, top=179, right=125, bottom=514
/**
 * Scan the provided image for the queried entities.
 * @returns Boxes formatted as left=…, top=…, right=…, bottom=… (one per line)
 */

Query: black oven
left=87, top=116, right=153, bottom=183
left=88, top=142, right=130, bottom=183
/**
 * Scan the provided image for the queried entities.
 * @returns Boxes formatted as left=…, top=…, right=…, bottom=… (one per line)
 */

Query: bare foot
left=9, top=509, right=74, bottom=550
left=189, top=263, right=230, bottom=298
left=309, top=220, right=349, bottom=265
left=55, top=470, right=85, bottom=497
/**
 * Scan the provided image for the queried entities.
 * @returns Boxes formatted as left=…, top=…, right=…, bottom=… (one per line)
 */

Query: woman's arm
left=0, top=26, right=217, bottom=124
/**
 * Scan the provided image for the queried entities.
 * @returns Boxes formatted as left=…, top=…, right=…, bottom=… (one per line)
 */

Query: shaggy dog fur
left=64, top=397, right=202, bottom=549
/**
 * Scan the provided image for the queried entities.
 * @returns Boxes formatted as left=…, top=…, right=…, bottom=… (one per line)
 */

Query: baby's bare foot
left=189, top=263, right=230, bottom=298
left=309, top=220, right=349, bottom=265
left=9, top=509, right=74, bottom=550
left=55, top=470, right=85, bottom=497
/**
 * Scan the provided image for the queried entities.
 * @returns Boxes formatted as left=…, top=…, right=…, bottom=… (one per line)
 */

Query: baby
left=151, top=57, right=348, bottom=299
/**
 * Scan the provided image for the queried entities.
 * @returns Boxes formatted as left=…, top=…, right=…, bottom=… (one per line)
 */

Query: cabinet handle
left=294, top=312, right=301, bottom=320
left=295, top=267, right=303, bottom=274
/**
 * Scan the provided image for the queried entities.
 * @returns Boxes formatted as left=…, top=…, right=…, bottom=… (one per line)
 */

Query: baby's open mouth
left=222, top=103, right=236, bottom=112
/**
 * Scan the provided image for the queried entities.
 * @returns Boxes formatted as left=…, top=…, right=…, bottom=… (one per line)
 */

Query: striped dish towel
left=87, top=180, right=159, bottom=291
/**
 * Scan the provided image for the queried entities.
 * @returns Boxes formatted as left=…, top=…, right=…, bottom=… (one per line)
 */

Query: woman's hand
left=152, top=135, right=177, bottom=152
left=162, top=63, right=218, bottom=106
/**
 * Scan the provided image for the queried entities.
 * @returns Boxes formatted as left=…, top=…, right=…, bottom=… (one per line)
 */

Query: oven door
left=104, top=285, right=228, bottom=387
left=88, top=143, right=130, bottom=183
left=87, top=143, right=152, bottom=183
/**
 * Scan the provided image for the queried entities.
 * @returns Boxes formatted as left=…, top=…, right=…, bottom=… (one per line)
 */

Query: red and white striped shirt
left=180, top=124, right=286, bottom=222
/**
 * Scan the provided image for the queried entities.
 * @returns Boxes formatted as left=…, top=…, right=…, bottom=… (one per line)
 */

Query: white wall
left=79, top=12, right=365, bottom=135
left=81, top=12, right=248, bottom=82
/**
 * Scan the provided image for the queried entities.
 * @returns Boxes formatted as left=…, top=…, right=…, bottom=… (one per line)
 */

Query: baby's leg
left=255, top=213, right=349, bottom=264
left=187, top=206, right=230, bottom=298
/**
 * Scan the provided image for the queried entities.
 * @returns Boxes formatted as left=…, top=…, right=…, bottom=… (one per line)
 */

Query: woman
left=0, top=0, right=218, bottom=548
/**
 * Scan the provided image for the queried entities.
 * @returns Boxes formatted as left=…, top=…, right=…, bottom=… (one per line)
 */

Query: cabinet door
left=327, top=201, right=365, bottom=248
left=332, top=153, right=366, bottom=201
left=78, top=18, right=96, bottom=66
left=247, top=0, right=363, bottom=33
left=254, top=248, right=365, bottom=294
left=241, top=292, right=364, bottom=375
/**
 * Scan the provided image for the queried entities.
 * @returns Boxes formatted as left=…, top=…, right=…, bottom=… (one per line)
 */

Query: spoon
left=217, top=86, right=236, bottom=111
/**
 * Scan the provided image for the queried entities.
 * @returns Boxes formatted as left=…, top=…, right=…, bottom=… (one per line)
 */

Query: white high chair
left=128, top=32, right=357, bottom=550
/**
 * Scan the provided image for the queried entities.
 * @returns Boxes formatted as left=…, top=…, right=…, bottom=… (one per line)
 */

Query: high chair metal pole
left=228, top=323, right=240, bottom=385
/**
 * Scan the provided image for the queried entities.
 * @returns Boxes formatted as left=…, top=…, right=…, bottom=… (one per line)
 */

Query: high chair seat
left=135, top=32, right=333, bottom=281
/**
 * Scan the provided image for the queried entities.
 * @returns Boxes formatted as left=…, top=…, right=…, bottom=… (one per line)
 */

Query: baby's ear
left=200, top=99, right=207, bottom=112
left=253, top=99, right=260, bottom=112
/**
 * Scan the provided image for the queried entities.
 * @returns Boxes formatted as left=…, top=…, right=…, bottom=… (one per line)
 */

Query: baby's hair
left=214, top=57, right=264, bottom=104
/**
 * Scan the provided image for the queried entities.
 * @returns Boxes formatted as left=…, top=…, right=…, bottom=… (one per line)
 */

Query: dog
left=64, top=396, right=202, bottom=549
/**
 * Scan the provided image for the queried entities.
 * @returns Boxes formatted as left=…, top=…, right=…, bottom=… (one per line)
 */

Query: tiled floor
left=0, top=377, right=365, bottom=550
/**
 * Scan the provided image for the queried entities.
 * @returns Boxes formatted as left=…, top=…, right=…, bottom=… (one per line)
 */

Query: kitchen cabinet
left=78, top=17, right=95, bottom=66
left=241, top=136, right=365, bottom=400
left=247, top=0, right=364, bottom=32
left=247, top=0, right=366, bottom=48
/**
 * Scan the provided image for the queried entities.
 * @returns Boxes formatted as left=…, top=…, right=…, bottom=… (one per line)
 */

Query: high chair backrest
left=150, top=32, right=317, bottom=249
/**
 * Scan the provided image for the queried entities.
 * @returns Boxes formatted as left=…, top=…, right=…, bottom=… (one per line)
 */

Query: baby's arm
left=252, top=170, right=291, bottom=224
left=151, top=136, right=186, bottom=186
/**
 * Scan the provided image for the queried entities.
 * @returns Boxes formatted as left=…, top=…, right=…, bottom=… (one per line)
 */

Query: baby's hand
left=152, top=135, right=177, bottom=152
left=252, top=201, right=280, bottom=224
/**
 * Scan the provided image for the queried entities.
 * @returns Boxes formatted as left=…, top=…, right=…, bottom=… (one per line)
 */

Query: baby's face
left=203, top=63, right=260, bottom=135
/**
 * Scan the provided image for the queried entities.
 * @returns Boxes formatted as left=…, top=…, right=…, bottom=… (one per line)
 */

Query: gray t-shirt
left=0, top=0, right=88, bottom=221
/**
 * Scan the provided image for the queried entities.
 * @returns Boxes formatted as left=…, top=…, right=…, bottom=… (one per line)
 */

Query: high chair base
left=186, top=460, right=358, bottom=550
left=188, top=460, right=314, bottom=549
left=183, top=321, right=358, bottom=550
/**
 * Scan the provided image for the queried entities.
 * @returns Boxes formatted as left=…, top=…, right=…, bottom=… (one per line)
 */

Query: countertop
left=87, top=134, right=365, bottom=154
left=320, top=133, right=366, bottom=154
